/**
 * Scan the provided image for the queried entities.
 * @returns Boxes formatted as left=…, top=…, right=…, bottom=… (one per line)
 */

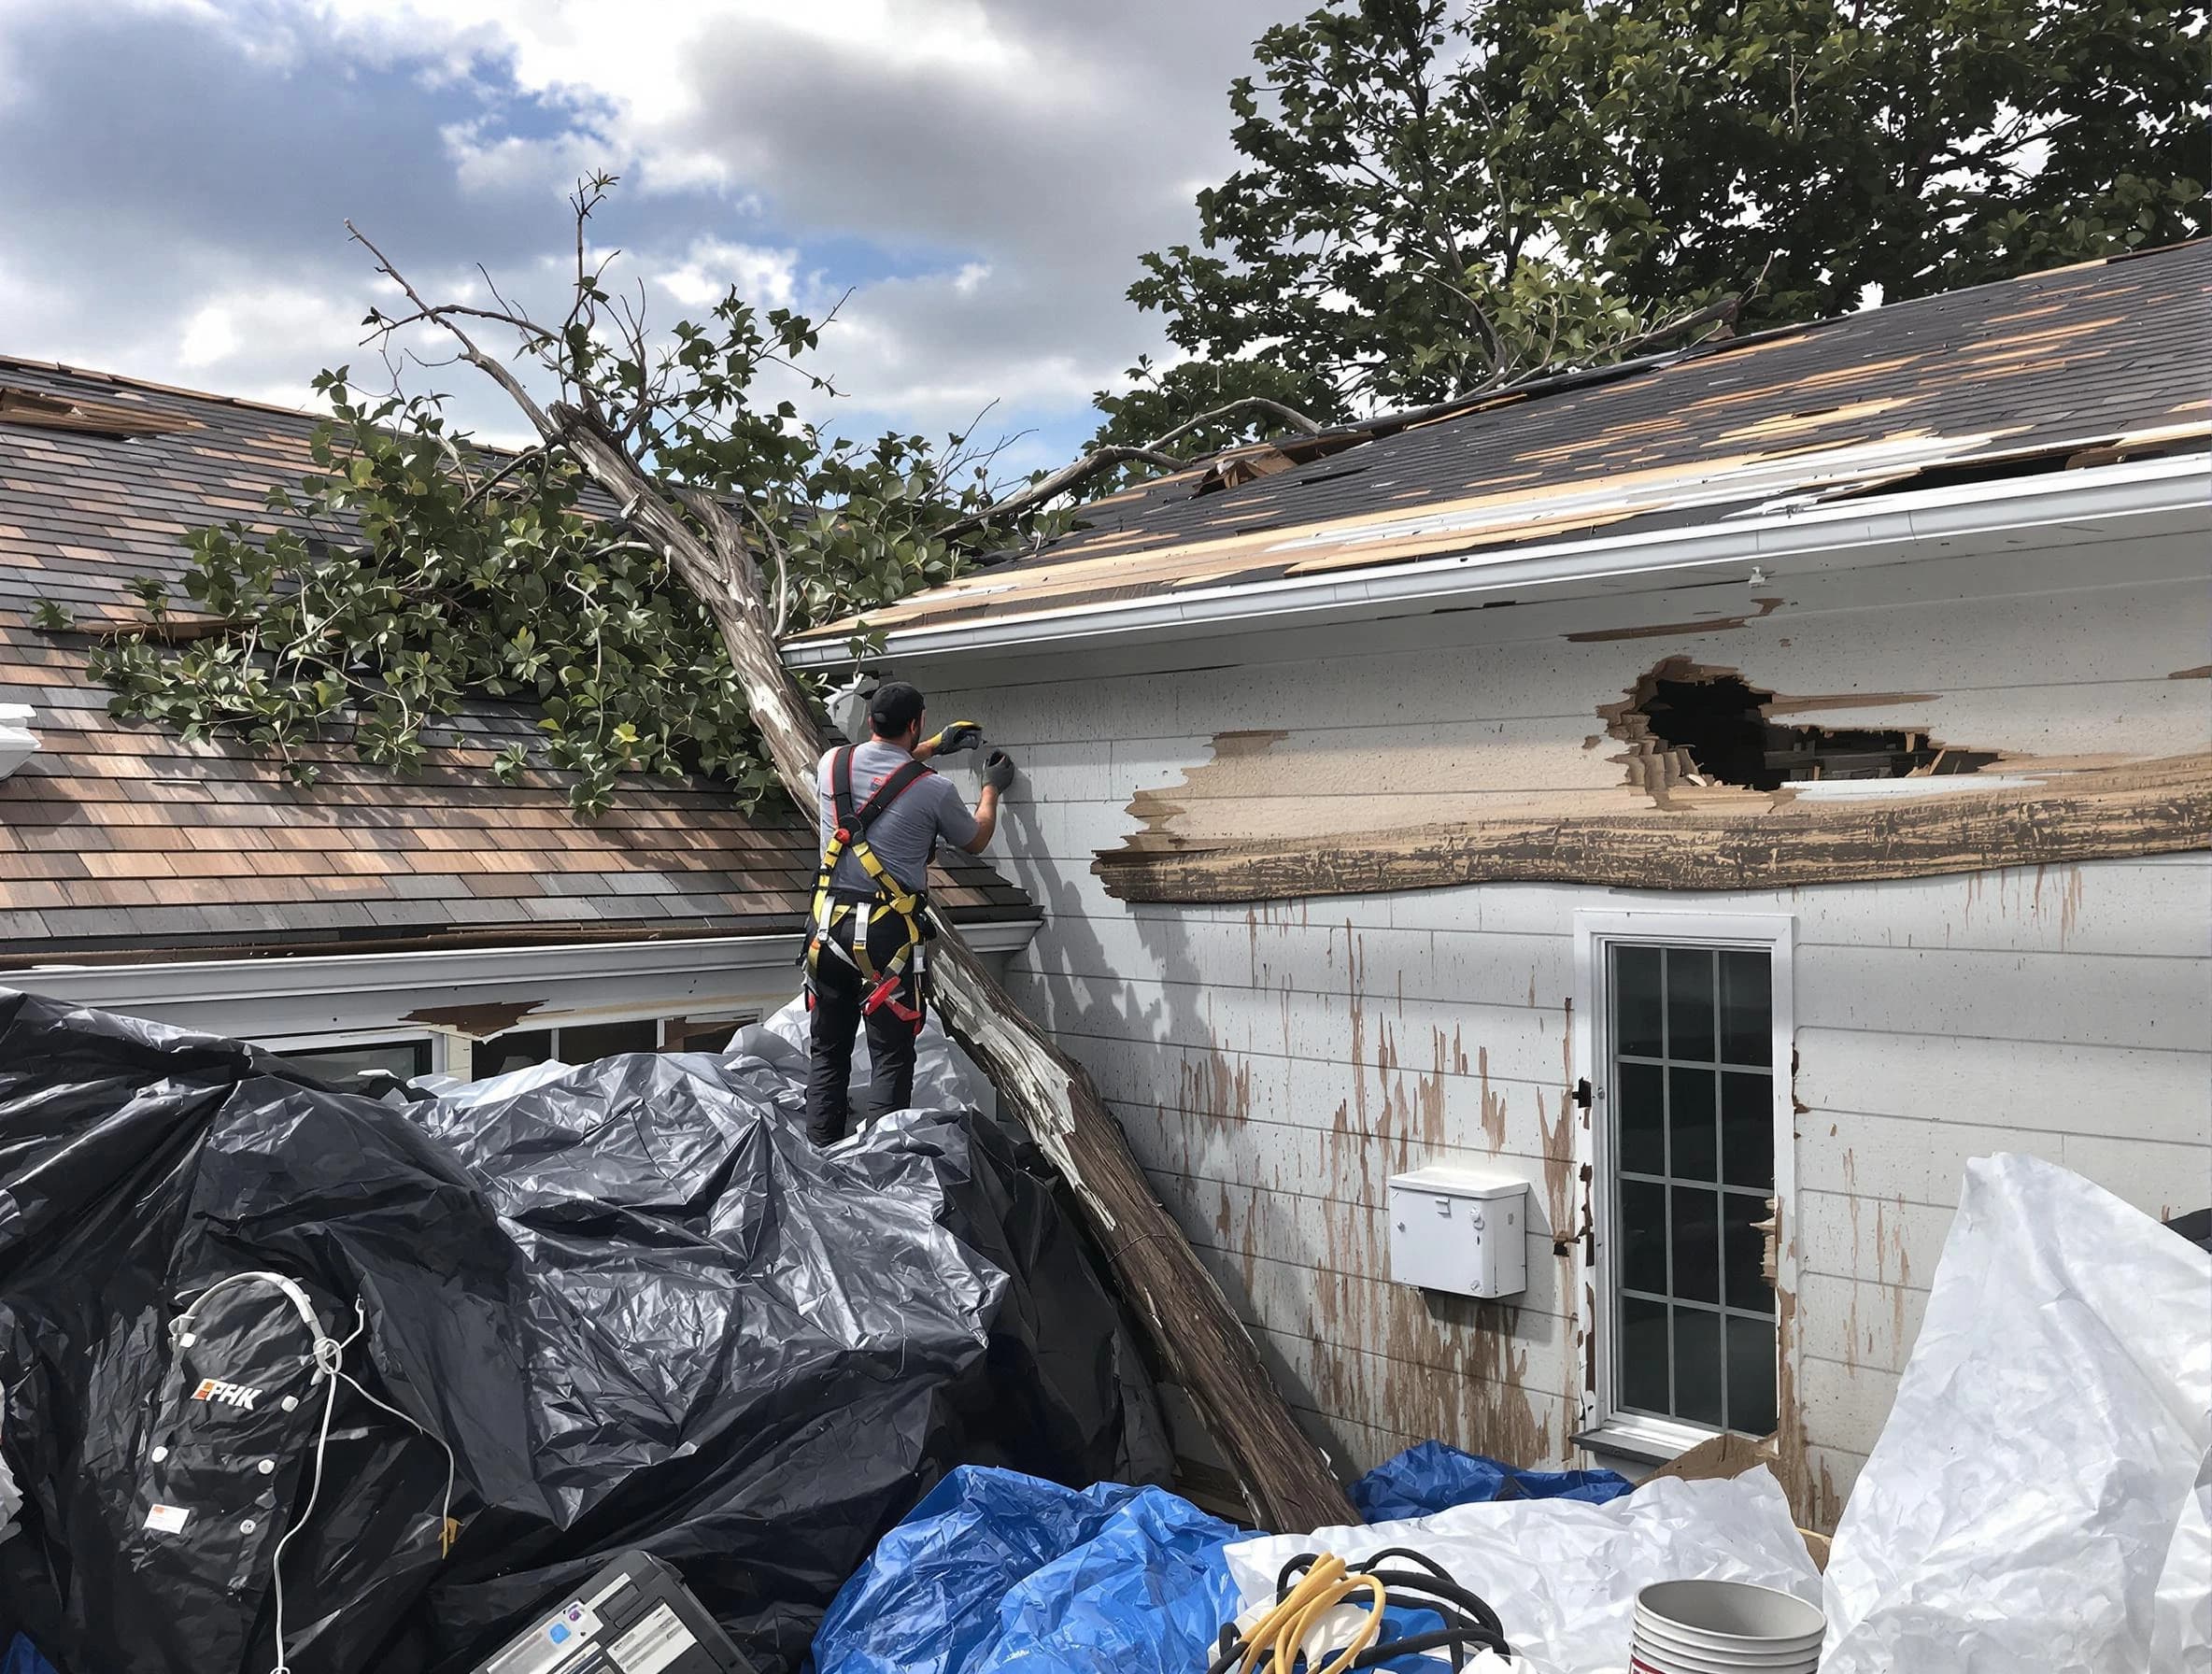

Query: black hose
left=1210, top=1547, right=1515, bottom=1674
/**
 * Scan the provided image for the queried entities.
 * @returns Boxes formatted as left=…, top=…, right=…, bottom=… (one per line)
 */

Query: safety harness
left=806, top=746, right=934, bottom=1028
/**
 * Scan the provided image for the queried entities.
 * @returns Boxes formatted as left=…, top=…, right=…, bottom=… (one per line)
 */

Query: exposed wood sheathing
left=1099, top=760, right=2211, bottom=900
left=792, top=244, right=2210, bottom=651
left=1095, top=637, right=2212, bottom=901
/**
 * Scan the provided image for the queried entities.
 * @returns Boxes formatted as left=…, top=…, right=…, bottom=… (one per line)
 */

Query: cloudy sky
left=0, top=0, right=1301, bottom=473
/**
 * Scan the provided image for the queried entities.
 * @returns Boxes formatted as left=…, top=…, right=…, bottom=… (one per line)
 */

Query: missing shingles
left=1605, top=657, right=2000, bottom=795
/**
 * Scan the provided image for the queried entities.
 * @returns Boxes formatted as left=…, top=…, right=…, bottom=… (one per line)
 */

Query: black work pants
left=804, top=906, right=923, bottom=1147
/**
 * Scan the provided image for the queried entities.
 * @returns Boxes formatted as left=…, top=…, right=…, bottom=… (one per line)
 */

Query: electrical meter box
left=1386, top=1167, right=1528, bottom=1299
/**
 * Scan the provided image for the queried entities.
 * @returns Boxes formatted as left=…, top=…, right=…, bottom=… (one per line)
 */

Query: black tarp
left=0, top=990, right=1167, bottom=1674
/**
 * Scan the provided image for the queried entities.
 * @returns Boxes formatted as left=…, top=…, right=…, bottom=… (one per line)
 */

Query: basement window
left=469, top=1012, right=758, bottom=1077
left=1630, top=667, right=1996, bottom=790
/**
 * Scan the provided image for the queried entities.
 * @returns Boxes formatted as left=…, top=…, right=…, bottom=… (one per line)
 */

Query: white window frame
left=256, top=1027, right=449, bottom=1077
left=1572, top=909, right=1796, bottom=1462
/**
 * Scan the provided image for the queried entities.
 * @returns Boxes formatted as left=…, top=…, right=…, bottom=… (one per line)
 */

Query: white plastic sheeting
left=2155, top=1455, right=2212, bottom=1674
left=1820, top=1154, right=2212, bottom=1674
left=1223, top=1472, right=1821, bottom=1674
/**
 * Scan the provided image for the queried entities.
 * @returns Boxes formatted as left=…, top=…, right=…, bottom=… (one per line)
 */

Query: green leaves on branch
left=89, top=292, right=1022, bottom=816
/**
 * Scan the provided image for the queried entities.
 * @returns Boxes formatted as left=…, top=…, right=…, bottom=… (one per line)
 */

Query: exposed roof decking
left=788, top=244, right=2210, bottom=655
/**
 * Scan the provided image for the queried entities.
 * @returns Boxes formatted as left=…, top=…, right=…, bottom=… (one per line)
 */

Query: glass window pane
left=1669, top=1066, right=1719, bottom=1181
left=559, top=1019, right=659, bottom=1061
left=473, top=1029, right=553, bottom=1080
left=1666, top=948, right=1717, bottom=1063
left=1727, top=1312, right=1779, bottom=1435
left=1671, top=1185, right=1721, bottom=1303
left=1621, top=1295, right=1670, bottom=1415
left=1620, top=1179, right=1668, bottom=1295
left=1618, top=1060, right=1666, bottom=1176
left=1615, top=944, right=1665, bottom=1057
left=1674, top=1308, right=1724, bottom=1426
left=663, top=1015, right=748, bottom=1054
left=1723, top=1191, right=1773, bottom=1314
left=1720, top=950, right=1771, bottom=1065
left=278, top=1039, right=432, bottom=1087
left=1722, top=1071, right=1774, bottom=1190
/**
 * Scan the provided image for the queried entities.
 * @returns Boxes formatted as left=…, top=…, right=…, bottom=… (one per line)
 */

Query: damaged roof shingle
left=789, top=242, right=2210, bottom=649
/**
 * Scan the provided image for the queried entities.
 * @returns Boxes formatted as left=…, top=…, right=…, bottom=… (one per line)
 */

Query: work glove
left=925, top=720, right=985, bottom=756
left=984, top=749, right=1017, bottom=792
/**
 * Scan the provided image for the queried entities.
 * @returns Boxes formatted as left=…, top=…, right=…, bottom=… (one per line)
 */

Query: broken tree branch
left=934, top=397, right=1326, bottom=542
left=349, top=219, right=1355, bottom=1533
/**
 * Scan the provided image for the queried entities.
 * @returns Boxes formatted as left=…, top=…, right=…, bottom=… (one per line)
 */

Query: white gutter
left=783, top=454, right=2209, bottom=669
left=5, top=920, right=1042, bottom=1005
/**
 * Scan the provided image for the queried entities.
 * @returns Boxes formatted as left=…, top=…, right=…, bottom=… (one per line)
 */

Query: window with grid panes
left=1609, top=943, right=1778, bottom=1435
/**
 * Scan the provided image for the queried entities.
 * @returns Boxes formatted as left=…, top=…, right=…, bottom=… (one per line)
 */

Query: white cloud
left=0, top=0, right=1303, bottom=466
left=654, top=239, right=801, bottom=312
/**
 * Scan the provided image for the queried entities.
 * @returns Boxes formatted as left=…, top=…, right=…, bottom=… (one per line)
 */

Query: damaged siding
left=924, top=528, right=2211, bottom=1529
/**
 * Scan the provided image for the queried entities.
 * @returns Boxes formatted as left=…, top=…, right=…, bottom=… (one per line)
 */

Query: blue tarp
left=4, top=1636, right=57, bottom=1674
left=1349, top=1440, right=1633, bottom=1523
left=810, top=1468, right=1241, bottom=1674
left=814, top=1444, right=1638, bottom=1674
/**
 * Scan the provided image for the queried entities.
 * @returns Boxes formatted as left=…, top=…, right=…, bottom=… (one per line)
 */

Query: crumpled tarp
left=1820, top=1154, right=2212, bottom=1673
left=1225, top=1473, right=1822, bottom=1674
left=810, top=1466, right=1242, bottom=1674
left=1349, top=1440, right=1631, bottom=1523
left=2, top=1638, right=56, bottom=1674
left=0, top=989, right=1166, bottom=1674
left=815, top=1444, right=1648, bottom=1674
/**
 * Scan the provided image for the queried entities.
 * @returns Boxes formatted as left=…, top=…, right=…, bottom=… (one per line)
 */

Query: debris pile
left=818, top=1155, right=2209, bottom=1674
left=0, top=990, right=1165, bottom=1673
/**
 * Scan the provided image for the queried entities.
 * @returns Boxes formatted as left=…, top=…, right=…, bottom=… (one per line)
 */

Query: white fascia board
left=783, top=454, right=2209, bottom=671
left=7, top=919, right=1041, bottom=1037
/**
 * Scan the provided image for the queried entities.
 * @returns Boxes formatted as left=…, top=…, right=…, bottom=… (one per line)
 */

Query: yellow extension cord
left=1236, top=1553, right=1388, bottom=1674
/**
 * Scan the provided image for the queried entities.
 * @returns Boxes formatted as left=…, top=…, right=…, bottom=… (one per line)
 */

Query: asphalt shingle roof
left=0, top=359, right=1034, bottom=962
left=790, top=243, right=2210, bottom=649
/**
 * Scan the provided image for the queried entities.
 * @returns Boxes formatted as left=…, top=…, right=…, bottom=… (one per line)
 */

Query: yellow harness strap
left=807, top=747, right=931, bottom=986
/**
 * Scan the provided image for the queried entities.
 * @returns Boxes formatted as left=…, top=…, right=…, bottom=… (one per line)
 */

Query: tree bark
left=347, top=216, right=1354, bottom=1526
left=549, top=407, right=1356, bottom=1531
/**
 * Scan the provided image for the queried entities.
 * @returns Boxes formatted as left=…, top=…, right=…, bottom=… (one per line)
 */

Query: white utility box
left=1386, top=1167, right=1529, bottom=1299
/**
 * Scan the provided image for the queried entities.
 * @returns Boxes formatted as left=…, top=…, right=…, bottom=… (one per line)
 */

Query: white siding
left=917, top=527, right=2212, bottom=1527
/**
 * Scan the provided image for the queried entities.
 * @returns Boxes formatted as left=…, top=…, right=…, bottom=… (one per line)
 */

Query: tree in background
left=1095, top=0, right=2209, bottom=456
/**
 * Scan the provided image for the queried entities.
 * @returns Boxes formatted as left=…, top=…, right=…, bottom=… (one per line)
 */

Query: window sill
left=1573, top=1415, right=1718, bottom=1467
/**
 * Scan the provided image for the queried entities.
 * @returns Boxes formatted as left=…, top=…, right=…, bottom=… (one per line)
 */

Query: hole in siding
left=1611, top=660, right=2001, bottom=793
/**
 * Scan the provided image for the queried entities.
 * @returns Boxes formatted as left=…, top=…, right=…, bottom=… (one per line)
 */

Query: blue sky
left=0, top=0, right=1299, bottom=476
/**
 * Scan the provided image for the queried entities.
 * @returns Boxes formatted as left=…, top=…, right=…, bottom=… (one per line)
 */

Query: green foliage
left=1099, top=0, right=2209, bottom=453
left=1526, top=0, right=2208, bottom=323
left=90, top=256, right=1040, bottom=816
left=30, top=599, right=73, bottom=632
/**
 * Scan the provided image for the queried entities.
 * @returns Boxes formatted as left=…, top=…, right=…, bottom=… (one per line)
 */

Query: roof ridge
left=1342, top=240, right=2208, bottom=440
left=0, top=352, right=332, bottom=425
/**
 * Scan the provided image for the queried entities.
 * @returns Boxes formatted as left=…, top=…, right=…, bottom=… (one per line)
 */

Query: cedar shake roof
left=0, top=358, right=1035, bottom=962
left=789, top=242, right=2210, bottom=652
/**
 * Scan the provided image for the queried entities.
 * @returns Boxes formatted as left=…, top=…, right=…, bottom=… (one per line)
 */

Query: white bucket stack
left=1630, top=1579, right=1825, bottom=1673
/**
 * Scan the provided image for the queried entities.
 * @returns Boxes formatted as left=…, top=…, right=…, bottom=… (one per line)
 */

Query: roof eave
left=783, top=454, right=2210, bottom=671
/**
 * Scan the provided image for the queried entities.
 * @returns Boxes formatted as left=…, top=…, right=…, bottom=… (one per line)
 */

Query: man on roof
left=804, top=681, right=1016, bottom=1146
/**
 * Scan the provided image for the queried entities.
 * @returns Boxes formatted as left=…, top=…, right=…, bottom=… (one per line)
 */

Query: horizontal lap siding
left=923, top=541, right=2212, bottom=1517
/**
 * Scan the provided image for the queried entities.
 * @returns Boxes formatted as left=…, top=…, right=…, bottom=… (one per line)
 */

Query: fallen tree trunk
left=351, top=226, right=1355, bottom=1532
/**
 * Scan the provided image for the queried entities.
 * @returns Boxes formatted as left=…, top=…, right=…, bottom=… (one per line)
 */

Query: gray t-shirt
left=815, top=740, right=978, bottom=897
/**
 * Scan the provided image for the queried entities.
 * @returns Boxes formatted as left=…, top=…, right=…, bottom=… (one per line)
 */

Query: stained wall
left=917, top=525, right=2212, bottom=1525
